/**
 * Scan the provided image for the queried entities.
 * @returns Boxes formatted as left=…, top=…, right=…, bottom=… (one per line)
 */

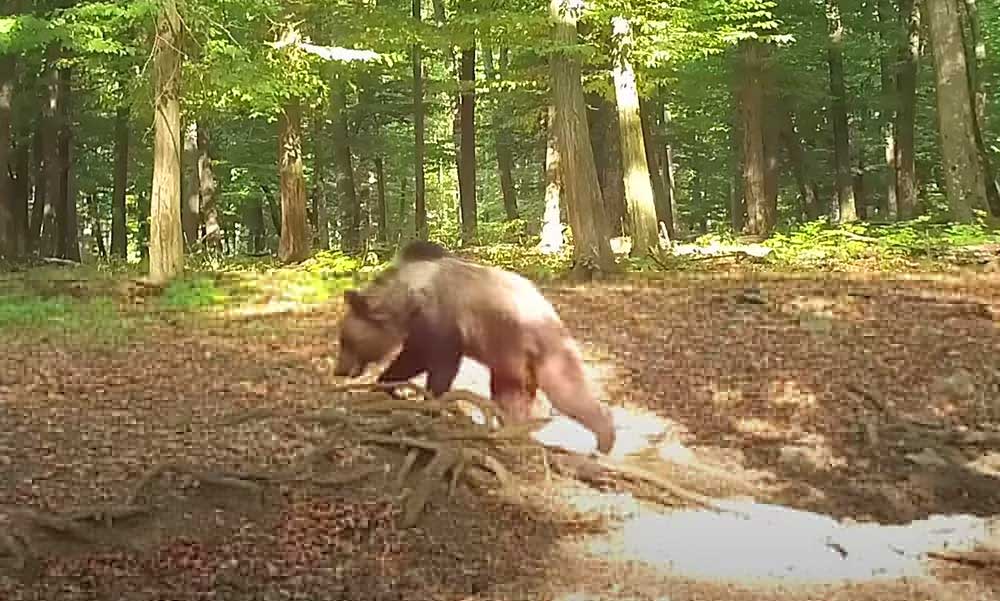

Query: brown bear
left=333, top=241, right=617, bottom=454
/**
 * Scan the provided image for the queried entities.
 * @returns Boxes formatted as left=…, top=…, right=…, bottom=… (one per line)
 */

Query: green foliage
left=0, top=293, right=135, bottom=345
left=763, top=219, right=1000, bottom=270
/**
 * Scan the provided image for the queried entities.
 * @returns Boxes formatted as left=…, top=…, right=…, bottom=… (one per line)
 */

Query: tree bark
left=330, top=79, right=361, bottom=254
left=588, top=93, right=626, bottom=236
left=639, top=99, right=672, bottom=244
left=877, top=0, right=898, bottom=220
left=549, top=0, right=615, bottom=274
left=29, top=128, right=44, bottom=251
left=483, top=43, right=518, bottom=221
left=310, top=119, right=329, bottom=251
left=412, top=0, right=427, bottom=241
left=88, top=192, right=107, bottom=260
left=739, top=40, right=772, bottom=236
left=924, top=0, right=989, bottom=221
left=277, top=100, right=312, bottom=263
left=895, top=0, right=920, bottom=219
left=0, top=53, right=12, bottom=259
left=375, top=156, right=387, bottom=244
left=57, top=66, right=79, bottom=262
left=12, top=140, right=29, bottom=256
left=111, top=105, right=129, bottom=258
left=149, top=0, right=185, bottom=283
left=538, top=104, right=564, bottom=254
left=459, top=46, right=477, bottom=245
left=957, top=0, right=1000, bottom=213
left=827, top=0, right=858, bottom=222
left=780, top=106, right=821, bottom=221
left=245, top=196, right=265, bottom=253
left=39, top=47, right=61, bottom=257
left=182, top=121, right=200, bottom=247
left=657, top=98, right=677, bottom=239
left=197, top=125, right=220, bottom=247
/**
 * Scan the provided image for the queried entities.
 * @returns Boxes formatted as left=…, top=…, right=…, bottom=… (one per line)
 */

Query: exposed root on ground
left=0, top=381, right=734, bottom=573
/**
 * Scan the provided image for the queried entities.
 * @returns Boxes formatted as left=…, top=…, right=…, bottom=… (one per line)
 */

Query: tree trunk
left=458, top=46, right=477, bottom=245
left=88, top=192, right=107, bottom=260
left=29, top=128, right=44, bottom=251
left=780, top=106, right=821, bottom=220
left=149, top=0, right=185, bottom=282
left=878, top=0, right=898, bottom=220
left=925, top=0, right=989, bottom=221
left=0, top=53, right=12, bottom=259
left=12, top=141, right=29, bottom=256
left=588, top=93, right=626, bottom=236
left=895, top=0, right=920, bottom=219
left=412, top=0, right=427, bottom=241
left=827, top=0, right=858, bottom=222
left=57, top=66, right=79, bottom=262
left=111, top=105, right=129, bottom=258
left=729, top=101, right=745, bottom=233
left=182, top=121, right=200, bottom=247
left=245, top=196, right=265, bottom=253
left=39, top=48, right=61, bottom=257
left=375, top=156, right=387, bottom=244
left=310, top=117, right=329, bottom=250
left=330, top=79, right=361, bottom=254
left=739, top=40, right=772, bottom=236
left=483, top=43, right=518, bottom=220
left=639, top=99, right=672, bottom=244
left=657, top=98, right=677, bottom=239
left=277, top=100, right=312, bottom=263
left=611, top=18, right=660, bottom=256
left=197, top=125, right=220, bottom=248
left=549, top=0, right=615, bottom=274
left=538, top=104, right=564, bottom=254
left=957, top=0, right=1000, bottom=213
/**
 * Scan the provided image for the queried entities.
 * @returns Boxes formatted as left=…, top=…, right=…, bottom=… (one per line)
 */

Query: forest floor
left=2, top=255, right=1000, bottom=600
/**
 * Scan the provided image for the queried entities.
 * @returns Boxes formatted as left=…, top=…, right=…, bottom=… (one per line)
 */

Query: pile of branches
left=0, top=382, right=737, bottom=572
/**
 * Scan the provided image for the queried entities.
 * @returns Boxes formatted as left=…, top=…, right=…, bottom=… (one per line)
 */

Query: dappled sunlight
left=586, top=501, right=994, bottom=585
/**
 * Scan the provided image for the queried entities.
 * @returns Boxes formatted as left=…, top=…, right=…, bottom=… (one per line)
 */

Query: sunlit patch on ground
left=585, top=501, right=994, bottom=585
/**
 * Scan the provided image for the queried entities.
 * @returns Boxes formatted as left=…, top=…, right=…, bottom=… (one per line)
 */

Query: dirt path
left=1, top=271, right=998, bottom=599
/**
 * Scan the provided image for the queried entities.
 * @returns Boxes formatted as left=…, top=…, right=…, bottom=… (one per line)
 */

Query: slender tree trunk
left=88, top=193, right=107, bottom=260
left=781, top=106, right=821, bottom=220
left=639, top=99, right=672, bottom=244
left=896, top=0, right=920, bottom=218
left=538, top=104, right=565, bottom=254
left=263, top=185, right=281, bottom=234
left=277, top=100, right=311, bottom=263
left=58, top=66, right=79, bottom=262
left=330, top=79, right=361, bottom=254
left=925, top=0, right=989, bottom=221
left=310, top=117, right=329, bottom=250
left=29, top=129, right=44, bottom=251
left=111, top=105, right=129, bottom=258
left=39, top=48, right=61, bottom=257
left=657, top=98, right=677, bottom=239
left=245, top=196, right=265, bottom=253
left=729, top=99, right=745, bottom=233
left=549, top=0, right=615, bottom=274
left=483, top=43, right=518, bottom=220
left=740, top=40, right=771, bottom=236
left=459, top=46, right=477, bottom=244
left=149, top=0, right=185, bottom=283
left=878, top=0, right=899, bottom=220
left=197, top=125, right=220, bottom=248
left=182, top=121, right=200, bottom=247
left=827, top=0, right=858, bottom=222
left=12, top=141, right=29, bottom=256
left=375, top=156, right=387, bottom=244
left=588, top=93, right=627, bottom=237
left=0, top=53, right=12, bottom=259
left=411, top=0, right=427, bottom=241
left=957, top=0, right=1000, bottom=212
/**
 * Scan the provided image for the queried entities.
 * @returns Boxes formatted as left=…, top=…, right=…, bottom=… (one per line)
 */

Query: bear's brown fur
left=334, top=241, right=616, bottom=453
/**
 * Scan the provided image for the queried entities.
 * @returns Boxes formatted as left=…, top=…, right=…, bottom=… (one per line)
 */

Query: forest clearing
left=4, top=0, right=1000, bottom=598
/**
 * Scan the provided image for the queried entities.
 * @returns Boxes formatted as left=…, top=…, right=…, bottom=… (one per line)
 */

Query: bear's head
left=333, top=288, right=410, bottom=378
